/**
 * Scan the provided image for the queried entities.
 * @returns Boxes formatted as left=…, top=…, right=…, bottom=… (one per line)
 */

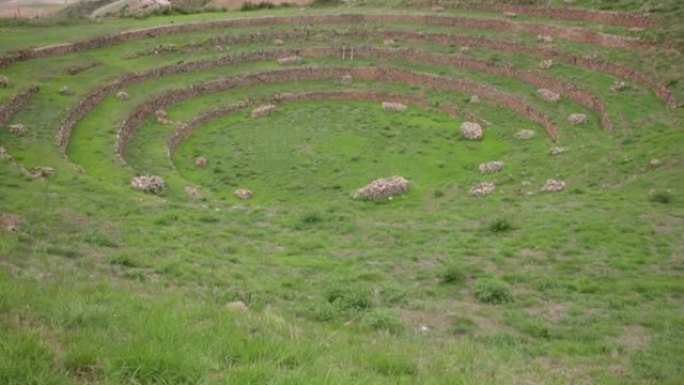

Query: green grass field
left=0, top=1, right=683, bottom=384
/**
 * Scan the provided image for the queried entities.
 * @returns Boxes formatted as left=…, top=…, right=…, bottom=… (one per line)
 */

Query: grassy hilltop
left=0, top=1, right=683, bottom=384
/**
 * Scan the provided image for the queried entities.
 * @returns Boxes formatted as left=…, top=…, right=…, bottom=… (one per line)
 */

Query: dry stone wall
left=412, top=1, right=657, bottom=28
left=0, top=86, right=39, bottom=128
left=119, top=65, right=558, bottom=161
left=0, top=13, right=659, bottom=69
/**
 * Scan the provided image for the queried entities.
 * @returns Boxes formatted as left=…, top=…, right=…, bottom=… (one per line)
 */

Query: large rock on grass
left=460, top=122, right=483, bottom=140
left=131, top=175, right=166, bottom=193
left=353, top=176, right=409, bottom=201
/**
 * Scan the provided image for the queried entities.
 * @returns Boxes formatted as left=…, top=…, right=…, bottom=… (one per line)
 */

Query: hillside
left=0, top=1, right=682, bottom=384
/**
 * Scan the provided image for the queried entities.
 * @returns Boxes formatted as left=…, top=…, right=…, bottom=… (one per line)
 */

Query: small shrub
left=325, top=284, right=373, bottom=310
left=451, top=316, right=477, bottom=335
left=361, top=309, right=404, bottom=334
left=488, top=217, right=513, bottom=233
left=440, top=261, right=466, bottom=284
left=474, top=279, right=513, bottom=304
left=650, top=190, right=673, bottom=204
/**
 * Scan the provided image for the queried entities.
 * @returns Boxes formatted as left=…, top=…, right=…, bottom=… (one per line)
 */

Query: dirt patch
left=616, top=325, right=651, bottom=350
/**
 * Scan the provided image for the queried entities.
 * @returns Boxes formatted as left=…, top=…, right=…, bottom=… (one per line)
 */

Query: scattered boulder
left=155, top=109, right=171, bottom=124
left=273, top=38, right=285, bottom=46
left=383, top=38, right=395, bottom=47
left=277, top=55, right=302, bottom=66
left=131, top=175, right=166, bottom=193
left=503, top=11, right=517, bottom=18
left=479, top=161, right=505, bottom=173
left=381, top=102, right=407, bottom=112
left=234, top=189, right=253, bottom=200
left=460, top=46, right=470, bottom=54
left=8, top=123, right=27, bottom=135
left=0, top=75, right=10, bottom=88
left=610, top=80, right=629, bottom=92
left=29, top=166, right=55, bottom=178
left=567, top=113, right=587, bottom=125
left=251, top=104, right=277, bottom=118
left=353, top=176, right=410, bottom=201
left=538, top=59, right=554, bottom=70
left=470, top=182, right=496, bottom=197
left=648, top=158, right=661, bottom=168
left=0, top=213, right=21, bottom=233
left=341, top=74, right=353, bottom=86
left=195, top=156, right=208, bottom=168
left=460, top=121, right=483, bottom=140
left=469, top=95, right=480, bottom=104
left=538, top=88, right=561, bottom=103
left=0, top=146, right=11, bottom=160
left=542, top=179, right=566, bottom=192
left=184, top=186, right=202, bottom=199
left=515, top=129, right=535, bottom=139
left=59, top=86, right=74, bottom=96
left=432, top=5, right=445, bottom=12
left=226, top=300, right=248, bottom=312
left=537, top=34, right=554, bottom=43
left=116, top=91, right=129, bottom=100
left=549, top=146, right=566, bottom=156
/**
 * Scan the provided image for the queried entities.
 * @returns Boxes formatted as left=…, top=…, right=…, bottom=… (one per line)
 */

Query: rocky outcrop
left=470, top=182, right=496, bottom=197
left=353, top=176, right=410, bottom=201
left=131, top=175, right=166, bottom=193
left=381, top=102, right=407, bottom=112
left=479, top=161, right=504, bottom=173
left=460, top=121, right=483, bottom=140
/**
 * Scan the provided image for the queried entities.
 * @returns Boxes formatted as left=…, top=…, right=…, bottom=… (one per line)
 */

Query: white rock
left=460, top=122, right=483, bottom=140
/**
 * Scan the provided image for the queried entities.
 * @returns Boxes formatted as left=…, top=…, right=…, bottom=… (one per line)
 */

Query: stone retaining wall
left=0, top=86, right=39, bottom=128
left=116, top=65, right=559, bottom=162
left=167, top=90, right=479, bottom=156
left=412, top=1, right=657, bottom=28
left=0, top=13, right=657, bottom=69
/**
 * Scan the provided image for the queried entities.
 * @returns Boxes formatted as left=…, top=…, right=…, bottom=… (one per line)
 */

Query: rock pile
left=384, top=38, right=395, bottom=47
left=155, top=109, right=171, bottom=124
left=460, top=121, right=483, bottom=140
left=538, top=88, right=561, bottom=103
left=353, top=176, right=409, bottom=201
left=537, top=34, right=554, bottom=43
left=0, top=147, right=10, bottom=160
left=116, top=91, right=129, bottom=100
left=515, top=129, right=535, bottom=139
left=542, top=179, right=566, bottom=192
left=251, top=104, right=277, bottom=118
left=381, top=102, right=407, bottom=112
left=470, top=182, right=496, bottom=197
left=277, top=56, right=302, bottom=65
left=610, top=80, right=628, bottom=92
left=273, top=39, right=284, bottom=46
left=234, top=189, right=253, bottom=200
left=341, top=74, right=353, bottom=85
left=503, top=11, right=517, bottom=18
left=131, top=175, right=166, bottom=193
left=29, top=166, right=55, bottom=178
left=469, top=95, right=480, bottom=104
left=184, top=186, right=201, bottom=199
left=59, top=86, right=74, bottom=96
left=549, top=146, right=566, bottom=156
left=8, top=124, right=26, bottom=135
left=460, top=46, right=470, bottom=54
left=567, top=113, right=587, bottom=125
left=479, top=161, right=505, bottom=173
left=0, top=75, right=10, bottom=88
left=538, top=59, right=554, bottom=70
left=195, top=156, right=208, bottom=168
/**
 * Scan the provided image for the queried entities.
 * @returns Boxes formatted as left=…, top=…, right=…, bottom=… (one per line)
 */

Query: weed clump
left=361, top=309, right=403, bottom=334
left=488, top=217, right=514, bottom=233
left=474, top=279, right=513, bottom=304
left=650, top=190, right=673, bottom=204
left=325, top=284, right=373, bottom=310
left=440, top=261, right=466, bottom=284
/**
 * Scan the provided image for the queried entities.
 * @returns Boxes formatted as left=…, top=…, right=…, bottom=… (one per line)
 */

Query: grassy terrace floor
left=0, top=2, right=683, bottom=385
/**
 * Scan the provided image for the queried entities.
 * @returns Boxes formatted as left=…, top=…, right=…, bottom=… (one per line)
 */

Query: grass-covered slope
left=0, top=2, right=683, bottom=384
